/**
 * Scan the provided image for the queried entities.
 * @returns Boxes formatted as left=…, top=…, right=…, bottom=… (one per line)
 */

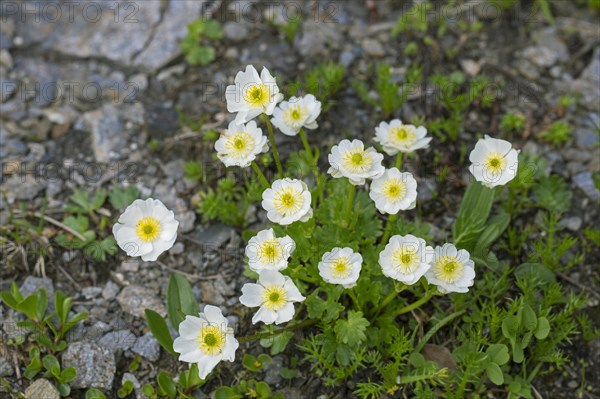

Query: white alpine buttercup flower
left=225, top=65, right=284, bottom=124
left=327, top=139, right=385, bottom=185
left=245, top=228, right=295, bottom=272
left=318, top=247, right=362, bottom=289
left=374, top=120, right=431, bottom=155
left=270, top=94, right=321, bottom=136
left=172, top=305, right=239, bottom=380
left=468, top=135, right=519, bottom=188
left=112, top=198, right=179, bottom=262
left=369, top=168, right=418, bottom=214
left=425, top=243, right=475, bottom=294
left=215, top=120, right=269, bottom=167
left=261, top=178, right=313, bottom=225
left=239, top=270, right=305, bottom=325
left=379, top=234, right=432, bottom=285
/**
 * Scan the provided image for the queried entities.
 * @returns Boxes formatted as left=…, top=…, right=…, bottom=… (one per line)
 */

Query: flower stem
left=392, top=290, right=435, bottom=317
left=344, top=182, right=355, bottom=226
left=374, top=285, right=407, bottom=315
left=251, top=161, right=270, bottom=189
left=261, top=114, right=283, bottom=177
left=237, top=318, right=318, bottom=342
left=380, top=214, right=398, bottom=246
left=299, top=128, right=314, bottom=161
left=395, top=152, right=403, bottom=169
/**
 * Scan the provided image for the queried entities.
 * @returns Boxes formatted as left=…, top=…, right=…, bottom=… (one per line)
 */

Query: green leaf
left=35, top=288, right=48, bottom=321
left=145, top=309, right=175, bottom=356
left=514, top=263, right=556, bottom=285
left=535, top=317, right=550, bottom=339
left=167, top=274, right=199, bottom=331
left=85, top=388, right=107, bottom=399
left=512, top=341, right=524, bottom=363
left=60, top=367, right=77, bottom=383
left=42, top=355, right=60, bottom=377
left=475, top=211, right=510, bottom=252
left=334, top=310, right=370, bottom=347
left=57, top=382, right=71, bottom=397
left=255, top=381, right=272, bottom=398
left=533, top=175, right=572, bottom=213
left=214, top=387, right=242, bottom=399
left=260, top=331, right=294, bottom=355
left=185, top=46, right=216, bottom=66
left=203, top=19, right=223, bottom=39
left=453, top=181, right=495, bottom=250
left=487, top=344, right=510, bottom=365
left=16, top=294, right=39, bottom=321
left=486, top=362, right=504, bottom=385
left=108, top=186, right=140, bottom=210
left=501, top=315, right=521, bottom=340
left=157, top=371, right=177, bottom=399
left=521, top=305, right=538, bottom=332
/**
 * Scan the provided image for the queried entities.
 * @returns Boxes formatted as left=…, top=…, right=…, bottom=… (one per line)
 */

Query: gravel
left=62, top=342, right=116, bottom=390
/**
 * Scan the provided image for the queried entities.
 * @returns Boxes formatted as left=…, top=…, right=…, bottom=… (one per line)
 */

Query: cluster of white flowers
left=110, top=64, right=521, bottom=381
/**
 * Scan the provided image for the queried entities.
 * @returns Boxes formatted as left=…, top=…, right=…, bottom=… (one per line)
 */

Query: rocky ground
left=1, top=0, right=599, bottom=398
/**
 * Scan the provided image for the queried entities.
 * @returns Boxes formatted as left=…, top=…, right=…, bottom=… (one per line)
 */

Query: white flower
left=327, top=139, right=385, bottom=185
left=215, top=120, right=268, bottom=167
left=369, top=168, right=418, bottom=214
left=172, top=305, right=239, bottom=380
left=468, top=135, right=519, bottom=188
left=261, top=178, right=313, bottom=225
left=245, top=228, right=295, bottom=272
left=239, top=270, right=305, bottom=325
left=112, top=198, right=178, bottom=261
left=374, top=120, right=431, bottom=155
left=379, top=235, right=432, bottom=285
left=271, top=94, right=321, bottom=136
left=318, top=247, right=362, bottom=288
left=425, top=243, right=475, bottom=294
left=225, top=65, right=284, bottom=124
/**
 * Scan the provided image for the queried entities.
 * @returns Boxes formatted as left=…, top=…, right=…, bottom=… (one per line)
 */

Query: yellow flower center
left=342, top=149, right=373, bottom=174
left=135, top=217, right=161, bottom=242
left=258, top=239, right=284, bottom=264
left=225, top=131, right=255, bottom=158
left=262, top=285, right=287, bottom=311
left=273, top=187, right=303, bottom=216
left=382, top=179, right=407, bottom=202
left=390, top=126, right=417, bottom=146
left=284, top=105, right=307, bottom=125
left=244, top=84, right=270, bottom=109
left=329, top=257, right=352, bottom=278
left=196, top=325, right=225, bottom=355
left=433, top=256, right=465, bottom=284
left=484, top=152, right=506, bottom=174
left=391, top=246, right=419, bottom=273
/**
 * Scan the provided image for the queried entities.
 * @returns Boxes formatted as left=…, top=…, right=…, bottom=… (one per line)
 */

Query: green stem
left=380, top=214, right=398, bottom=246
left=299, top=128, right=314, bottom=161
left=414, top=309, right=466, bottom=353
left=237, top=318, right=318, bottom=342
left=395, top=152, right=404, bottom=169
left=261, top=114, right=283, bottom=177
left=374, top=285, right=407, bottom=315
left=392, top=290, right=435, bottom=317
left=251, top=161, right=270, bottom=189
left=344, top=183, right=356, bottom=226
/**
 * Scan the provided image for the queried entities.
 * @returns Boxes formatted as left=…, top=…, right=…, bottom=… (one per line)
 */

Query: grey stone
left=82, top=104, right=126, bottom=163
left=263, top=356, right=283, bottom=386
left=169, top=242, right=185, bottom=255
left=223, top=22, right=249, bottom=42
left=295, top=20, right=342, bottom=58
left=98, top=329, right=137, bottom=353
left=20, top=276, right=54, bottom=299
left=162, top=159, right=186, bottom=180
left=1, top=175, right=45, bottom=202
left=122, top=373, right=144, bottom=399
left=24, top=379, right=59, bottom=399
left=62, top=342, right=116, bottom=390
left=177, top=210, right=197, bottom=233
left=102, top=280, right=121, bottom=300
left=558, top=216, right=583, bottom=232
left=279, top=388, right=305, bottom=399
left=514, top=59, right=540, bottom=80
left=339, top=50, right=357, bottom=67
left=0, top=76, right=16, bottom=102
left=191, top=223, right=234, bottom=248
left=574, top=128, right=599, bottom=149
left=362, top=39, right=385, bottom=57
left=117, top=285, right=166, bottom=318
left=134, top=1, right=203, bottom=70
left=522, top=46, right=560, bottom=68
left=0, top=357, right=14, bottom=377
left=0, top=50, right=13, bottom=69
left=573, top=172, right=600, bottom=201
left=531, top=27, right=569, bottom=63
left=81, top=286, right=103, bottom=299
left=131, top=332, right=160, bottom=361
left=573, top=48, right=600, bottom=111
left=121, top=259, right=140, bottom=272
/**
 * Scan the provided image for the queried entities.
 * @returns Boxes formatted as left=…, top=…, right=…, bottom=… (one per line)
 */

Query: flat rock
left=573, top=172, right=600, bottom=201
left=131, top=332, right=160, bottom=361
left=98, top=329, right=137, bottom=353
left=573, top=48, right=600, bottom=111
left=362, top=39, right=385, bottom=57
left=24, top=379, right=59, bottom=399
left=20, top=276, right=54, bottom=299
left=62, top=342, right=116, bottom=390
left=117, top=285, right=166, bottom=318
left=0, top=357, right=14, bottom=377
left=191, top=223, right=234, bottom=248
